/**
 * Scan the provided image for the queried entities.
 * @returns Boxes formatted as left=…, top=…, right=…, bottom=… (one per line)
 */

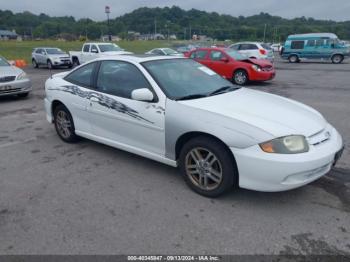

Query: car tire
left=331, top=54, right=344, bottom=64
left=17, top=93, right=29, bottom=98
left=233, top=70, right=248, bottom=85
left=47, top=60, right=53, bottom=69
left=288, top=55, right=299, bottom=63
left=32, top=59, right=39, bottom=68
left=179, top=136, right=237, bottom=198
left=72, top=57, right=80, bottom=67
left=53, top=104, right=79, bottom=143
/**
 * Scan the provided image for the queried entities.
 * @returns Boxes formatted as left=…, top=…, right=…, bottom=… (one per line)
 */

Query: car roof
left=85, top=42, right=117, bottom=45
left=34, top=47, right=61, bottom=49
left=287, top=33, right=337, bottom=39
left=232, top=42, right=261, bottom=45
left=94, top=54, right=187, bottom=63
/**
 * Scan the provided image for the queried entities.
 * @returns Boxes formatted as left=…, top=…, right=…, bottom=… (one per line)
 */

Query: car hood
left=48, top=54, right=69, bottom=59
left=0, top=66, right=22, bottom=77
left=178, top=88, right=326, bottom=138
left=100, top=51, right=133, bottom=56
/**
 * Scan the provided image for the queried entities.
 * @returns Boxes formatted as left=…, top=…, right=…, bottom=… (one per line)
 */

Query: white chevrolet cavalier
left=44, top=56, right=344, bottom=197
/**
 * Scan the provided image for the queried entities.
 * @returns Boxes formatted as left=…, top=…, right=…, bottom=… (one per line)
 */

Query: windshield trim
left=0, top=56, right=10, bottom=66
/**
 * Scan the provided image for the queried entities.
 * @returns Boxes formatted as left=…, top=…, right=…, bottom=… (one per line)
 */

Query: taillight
left=259, top=49, right=267, bottom=55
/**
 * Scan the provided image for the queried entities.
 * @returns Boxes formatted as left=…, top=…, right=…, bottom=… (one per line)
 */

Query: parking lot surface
left=0, top=58, right=349, bottom=255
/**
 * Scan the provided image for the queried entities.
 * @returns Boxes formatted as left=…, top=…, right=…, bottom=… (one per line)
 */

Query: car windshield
left=163, top=48, right=178, bottom=55
left=98, top=44, right=123, bottom=52
left=143, top=59, right=240, bottom=100
left=225, top=49, right=248, bottom=60
left=0, top=56, right=10, bottom=66
left=46, top=48, right=65, bottom=55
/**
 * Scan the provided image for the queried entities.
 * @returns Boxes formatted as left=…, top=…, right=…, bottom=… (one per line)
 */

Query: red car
left=187, top=48, right=275, bottom=85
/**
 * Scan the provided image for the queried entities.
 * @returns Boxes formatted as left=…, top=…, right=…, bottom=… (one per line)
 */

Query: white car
left=229, top=42, right=274, bottom=62
left=69, top=43, right=133, bottom=66
left=0, top=55, right=32, bottom=97
left=145, top=48, right=184, bottom=57
left=44, top=56, right=343, bottom=197
left=270, top=43, right=282, bottom=53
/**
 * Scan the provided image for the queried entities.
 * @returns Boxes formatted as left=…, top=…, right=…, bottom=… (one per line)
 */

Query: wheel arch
left=175, top=131, right=239, bottom=183
left=51, top=100, right=70, bottom=122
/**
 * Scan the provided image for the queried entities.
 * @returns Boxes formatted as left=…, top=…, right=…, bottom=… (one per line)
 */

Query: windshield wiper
left=208, top=86, right=240, bottom=97
left=176, top=94, right=208, bottom=101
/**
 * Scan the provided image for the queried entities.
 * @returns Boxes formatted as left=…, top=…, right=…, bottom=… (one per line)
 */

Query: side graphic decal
left=50, top=85, right=154, bottom=124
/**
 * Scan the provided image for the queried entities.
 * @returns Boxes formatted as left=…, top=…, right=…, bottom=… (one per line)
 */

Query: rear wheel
left=179, top=136, right=237, bottom=197
left=32, top=59, right=38, bottom=68
left=288, top=55, right=299, bottom=63
left=233, top=70, right=248, bottom=85
left=54, top=105, right=79, bottom=143
left=331, top=54, right=344, bottom=64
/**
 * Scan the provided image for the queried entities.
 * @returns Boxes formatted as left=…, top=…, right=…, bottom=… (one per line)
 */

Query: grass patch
left=0, top=40, right=174, bottom=63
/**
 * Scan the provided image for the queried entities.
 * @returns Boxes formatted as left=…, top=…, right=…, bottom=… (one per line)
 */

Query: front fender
left=165, top=99, right=274, bottom=160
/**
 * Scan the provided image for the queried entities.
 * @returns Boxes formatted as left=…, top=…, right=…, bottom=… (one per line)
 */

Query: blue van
left=281, top=33, right=350, bottom=64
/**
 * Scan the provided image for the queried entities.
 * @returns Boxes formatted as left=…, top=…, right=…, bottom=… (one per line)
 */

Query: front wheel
left=179, top=136, right=237, bottom=197
left=233, top=70, right=248, bottom=85
left=47, top=60, right=53, bottom=69
left=54, top=105, right=79, bottom=143
left=17, top=93, right=29, bottom=98
left=288, top=55, right=299, bottom=63
left=331, top=54, right=344, bottom=64
left=32, top=59, right=39, bottom=68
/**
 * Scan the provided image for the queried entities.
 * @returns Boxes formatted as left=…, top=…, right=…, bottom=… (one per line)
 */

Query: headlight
left=260, top=135, right=309, bottom=154
left=252, top=64, right=262, bottom=72
left=17, top=72, right=27, bottom=80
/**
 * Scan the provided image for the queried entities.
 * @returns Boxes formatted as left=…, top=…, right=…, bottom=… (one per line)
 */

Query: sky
left=1, top=0, right=350, bottom=21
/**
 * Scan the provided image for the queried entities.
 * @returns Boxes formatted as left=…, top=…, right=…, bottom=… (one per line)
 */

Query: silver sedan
left=0, top=56, right=31, bottom=98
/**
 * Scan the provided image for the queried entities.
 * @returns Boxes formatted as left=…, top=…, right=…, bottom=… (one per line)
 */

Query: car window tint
left=230, top=45, right=239, bottom=50
left=65, top=62, right=95, bottom=87
left=153, top=49, right=163, bottom=55
left=83, top=45, right=90, bottom=52
left=291, top=41, right=305, bottom=49
left=35, top=49, right=42, bottom=54
left=316, top=39, right=324, bottom=47
left=96, top=61, right=151, bottom=99
left=307, top=40, right=316, bottom=47
left=210, top=51, right=224, bottom=61
left=240, top=44, right=258, bottom=50
left=191, top=50, right=208, bottom=59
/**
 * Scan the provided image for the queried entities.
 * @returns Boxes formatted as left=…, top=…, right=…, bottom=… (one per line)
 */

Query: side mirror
left=91, top=49, right=98, bottom=53
left=131, top=88, right=154, bottom=102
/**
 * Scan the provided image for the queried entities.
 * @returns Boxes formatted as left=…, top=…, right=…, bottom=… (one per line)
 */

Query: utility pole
left=263, top=24, right=267, bottom=43
left=184, top=28, right=186, bottom=40
left=105, top=6, right=111, bottom=41
left=189, top=25, right=192, bottom=40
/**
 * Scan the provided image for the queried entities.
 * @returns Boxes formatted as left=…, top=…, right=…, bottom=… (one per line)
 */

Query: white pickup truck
left=69, top=42, right=133, bottom=65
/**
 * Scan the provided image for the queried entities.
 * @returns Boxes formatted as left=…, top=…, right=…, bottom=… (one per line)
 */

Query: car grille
left=0, top=88, right=21, bottom=94
left=262, top=66, right=273, bottom=72
left=308, top=127, right=332, bottom=146
left=0, top=76, right=16, bottom=83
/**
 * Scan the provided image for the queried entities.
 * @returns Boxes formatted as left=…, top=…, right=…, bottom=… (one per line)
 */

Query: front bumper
left=231, top=125, right=343, bottom=192
left=0, top=78, right=32, bottom=97
left=250, top=70, right=276, bottom=81
left=52, top=60, right=72, bottom=66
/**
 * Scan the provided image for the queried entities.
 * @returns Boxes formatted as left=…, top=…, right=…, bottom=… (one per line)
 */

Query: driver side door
left=87, top=60, right=166, bottom=156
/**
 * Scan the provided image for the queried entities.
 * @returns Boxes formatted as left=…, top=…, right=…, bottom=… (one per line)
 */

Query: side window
left=96, top=61, right=152, bottom=99
left=91, top=45, right=98, bottom=53
left=35, top=49, right=42, bottom=54
left=210, top=51, right=224, bottom=61
left=291, top=41, right=305, bottom=49
left=240, top=44, right=258, bottom=50
left=83, top=45, right=90, bottom=53
left=65, top=62, right=96, bottom=87
left=231, top=45, right=239, bottom=50
left=316, top=39, right=324, bottom=47
left=307, top=40, right=316, bottom=47
left=153, top=49, right=163, bottom=55
left=191, top=50, right=208, bottom=59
